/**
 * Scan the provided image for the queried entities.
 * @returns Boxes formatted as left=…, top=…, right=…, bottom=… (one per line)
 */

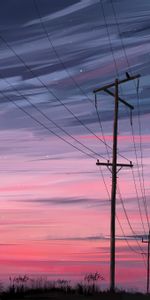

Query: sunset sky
left=0, top=0, right=150, bottom=291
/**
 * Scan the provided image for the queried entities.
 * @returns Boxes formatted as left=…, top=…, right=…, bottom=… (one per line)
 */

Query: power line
left=122, top=105, right=148, bottom=235
left=0, top=34, right=120, bottom=160
left=96, top=91, right=145, bottom=263
left=117, top=186, right=145, bottom=253
left=5, top=83, right=145, bottom=265
left=4, top=72, right=142, bottom=260
left=110, top=0, right=149, bottom=229
left=94, top=93, right=110, bottom=159
left=99, top=0, right=148, bottom=237
left=130, top=117, right=148, bottom=234
left=97, top=2, right=147, bottom=271
left=33, top=0, right=93, bottom=105
left=98, top=166, right=145, bottom=259
left=32, top=0, right=133, bottom=166
left=136, top=89, right=150, bottom=229
left=0, top=33, right=131, bottom=163
left=0, top=2, right=146, bottom=279
left=0, top=88, right=98, bottom=160
left=33, top=0, right=128, bottom=167
left=109, top=0, right=133, bottom=74
left=99, top=0, right=119, bottom=78
left=0, top=75, right=106, bottom=160
left=131, top=168, right=147, bottom=235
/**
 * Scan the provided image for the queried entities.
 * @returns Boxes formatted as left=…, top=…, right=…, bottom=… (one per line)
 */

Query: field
left=0, top=275, right=149, bottom=300
left=1, top=290, right=149, bottom=300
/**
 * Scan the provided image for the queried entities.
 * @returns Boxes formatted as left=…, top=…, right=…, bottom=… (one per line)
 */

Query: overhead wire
left=96, top=1, right=141, bottom=252
left=0, top=35, right=109, bottom=152
left=33, top=0, right=93, bottom=104
left=109, top=0, right=149, bottom=230
left=34, top=0, right=146, bottom=258
left=117, top=186, right=145, bottom=253
left=0, top=34, right=130, bottom=162
left=136, top=86, right=150, bottom=229
left=0, top=75, right=106, bottom=160
left=95, top=93, right=110, bottom=158
left=0, top=0, right=146, bottom=260
left=130, top=112, right=147, bottom=234
left=98, top=0, right=146, bottom=257
left=123, top=104, right=147, bottom=235
left=98, top=166, right=145, bottom=259
left=100, top=0, right=148, bottom=233
left=0, top=88, right=98, bottom=161
left=32, top=0, right=130, bottom=164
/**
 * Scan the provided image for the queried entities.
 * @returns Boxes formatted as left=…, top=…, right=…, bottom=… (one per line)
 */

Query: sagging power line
left=98, top=0, right=149, bottom=259
left=94, top=73, right=141, bottom=291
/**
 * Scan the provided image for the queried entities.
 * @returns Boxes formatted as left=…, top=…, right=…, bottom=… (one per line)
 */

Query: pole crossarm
left=96, top=159, right=133, bottom=168
left=93, top=74, right=141, bottom=93
left=142, top=239, right=149, bottom=244
left=104, top=88, right=134, bottom=110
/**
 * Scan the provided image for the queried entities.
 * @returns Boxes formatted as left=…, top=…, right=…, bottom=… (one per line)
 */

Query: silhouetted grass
left=0, top=274, right=149, bottom=300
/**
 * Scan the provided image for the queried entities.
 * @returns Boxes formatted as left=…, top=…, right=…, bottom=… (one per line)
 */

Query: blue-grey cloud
left=0, top=0, right=149, bottom=207
left=45, top=235, right=106, bottom=241
left=0, top=0, right=149, bottom=139
left=16, top=196, right=109, bottom=207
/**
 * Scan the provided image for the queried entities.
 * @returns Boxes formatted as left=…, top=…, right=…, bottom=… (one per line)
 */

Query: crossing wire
left=0, top=36, right=108, bottom=154
left=136, top=87, right=150, bottom=229
left=31, top=0, right=131, bottom=164
left=95, top=2, right=143, bottom=253
left=0, top=88, right=98, bottom=161
left=0, top=1, right=146, bottom=268
left=123, top=105, right=147, bottom=235
left=33, top=0, right=93, bottom=104
left=98, top=166, right=146, bottom=259
left=109, top=0, right=150, bottom=230
left=33, top=0, right=111, bottom=162
left=0, top=33, right=126, bottom=162
left=2, top=83, right=147, bottom=263
left=34, top=0, right=145, bottom=256
left=94, top=93, right=110, bottom=159
left=33, top=0, right=113, bottom=163
left=96, top=1, right=144, bottom=251
left=99, top=0, right=148, bottom=236
left=130, top=115, right=147, bottom=234
left=0, top=1, right=146, bottom=260
left=96, top=1, right=145, bottom=263
left=0, top=32, right=131, bottom=162
left=32, top=0, right=147, bottom=265
left=0, top=75, right=106, bottom=160
left=117, top=186, right=145, bottom=253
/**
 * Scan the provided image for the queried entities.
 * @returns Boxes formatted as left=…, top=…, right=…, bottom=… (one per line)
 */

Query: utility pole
left=142, top=230, right=150, bottom=294
left=93, top=73, right=141, bottom=292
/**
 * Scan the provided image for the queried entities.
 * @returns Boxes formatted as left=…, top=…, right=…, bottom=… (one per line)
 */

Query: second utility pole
left=93, top=73, right=140, bottom=292
left=142, top=230, right=150, bottom=293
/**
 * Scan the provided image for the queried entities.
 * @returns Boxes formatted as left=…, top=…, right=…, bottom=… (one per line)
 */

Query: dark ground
left=1, top=290, right=149, bottom=300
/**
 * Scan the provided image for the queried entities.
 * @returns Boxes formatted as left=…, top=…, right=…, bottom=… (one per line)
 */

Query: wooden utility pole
left=142, top=230, right=150, bottom=294
left=93, top=73, right=141, bottom=292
